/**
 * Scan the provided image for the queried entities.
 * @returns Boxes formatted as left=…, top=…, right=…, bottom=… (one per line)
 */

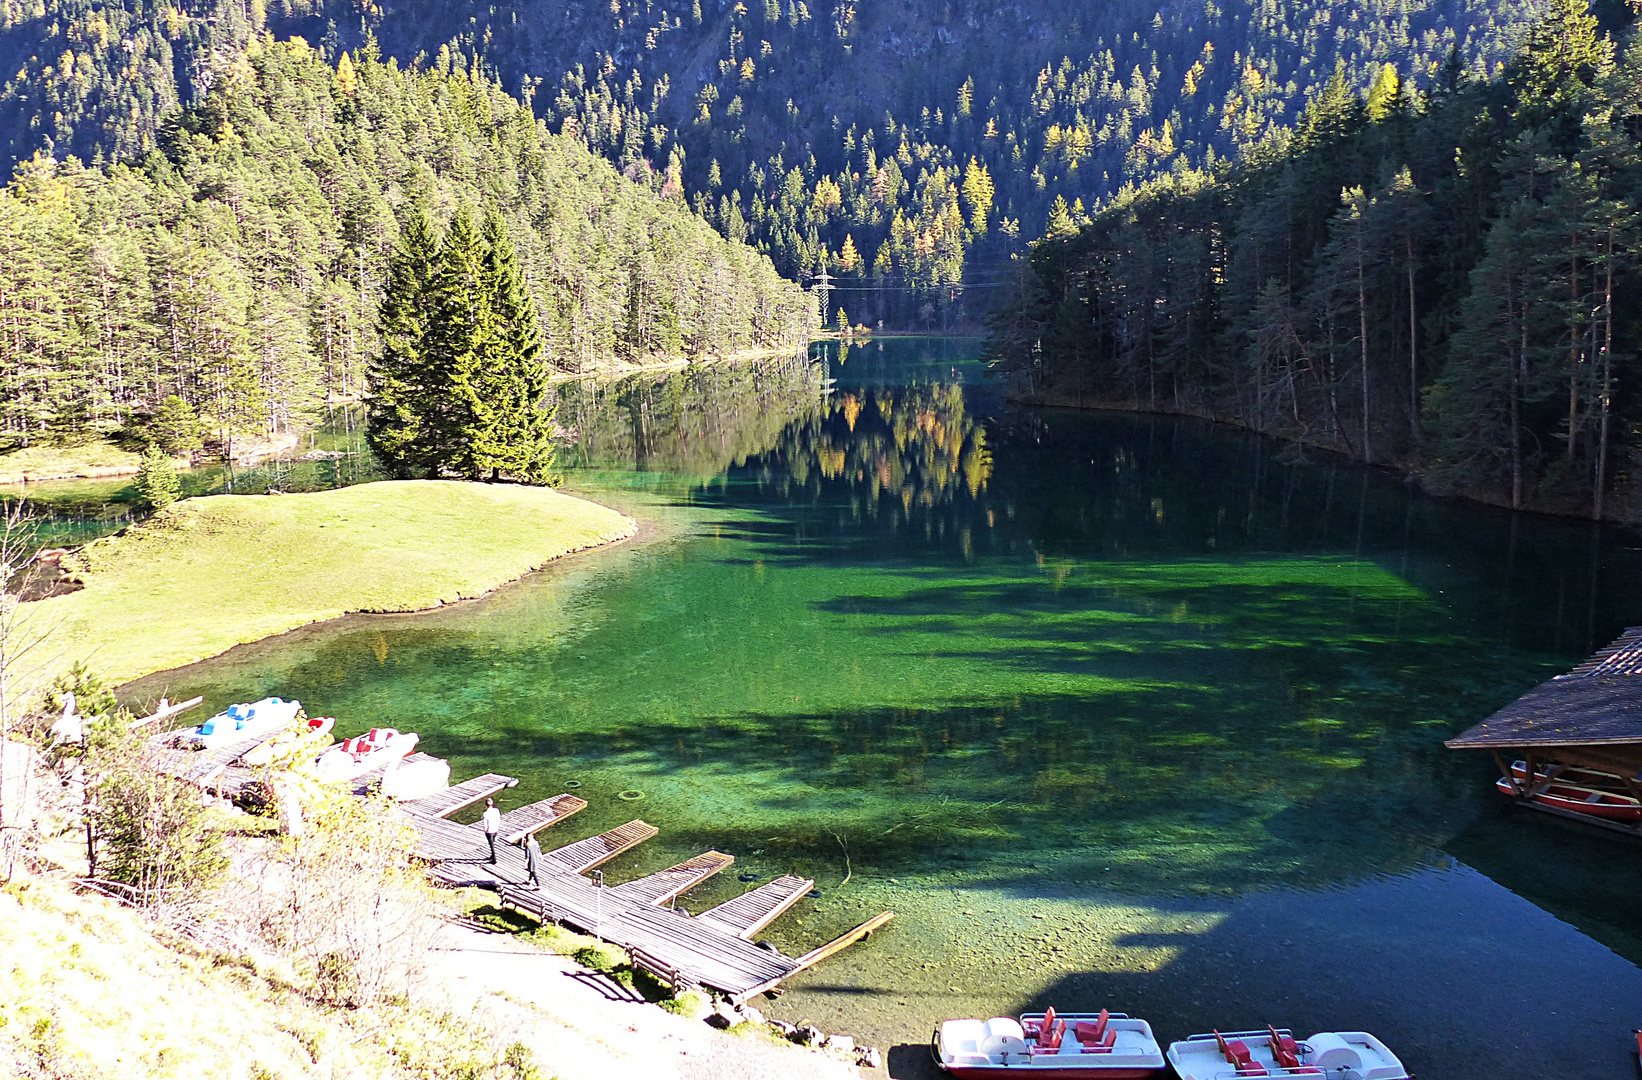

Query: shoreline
left=1010, top=388, right=1642, bottom=535
left=115, top=494, right=676, bottom=704
left=24, top=480, right=638, bottom=695
left=545, top=342, right=814, bottom=385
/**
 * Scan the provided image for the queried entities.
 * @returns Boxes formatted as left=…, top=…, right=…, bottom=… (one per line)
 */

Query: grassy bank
left=0, top=875, right=530, bottom=1080
left=27, top=479, right=635, bottom=689
left=0, top=441, right=144, bottom=484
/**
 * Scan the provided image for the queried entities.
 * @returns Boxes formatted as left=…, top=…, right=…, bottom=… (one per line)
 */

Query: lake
left=126, top=339, right=1642, bottom=1079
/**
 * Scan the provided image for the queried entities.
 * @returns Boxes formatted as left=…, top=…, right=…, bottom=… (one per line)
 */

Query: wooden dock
left=404, top=773, right=518, bottom=817
left=545, top=819, right=658, bottom=873
left=497, top=794, right=588, bottom=844
left=138, top=710, right=891, bottom=1003
left=609, top=852, right=735, bottom=906
left=396, top=774, right=892, bottom=1003
left=697, top=874, right=814, bottom=939
left=146, top=730, right=279, bottom=792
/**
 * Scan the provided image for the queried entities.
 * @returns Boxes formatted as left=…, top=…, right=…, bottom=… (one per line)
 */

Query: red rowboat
left=1495, top=759, right=1642, bottom=822
left=933, top=1008, right=1165, bottom=1079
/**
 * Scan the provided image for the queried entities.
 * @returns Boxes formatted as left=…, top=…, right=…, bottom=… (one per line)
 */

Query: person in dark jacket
left=524, top=832, right=542, bottom=887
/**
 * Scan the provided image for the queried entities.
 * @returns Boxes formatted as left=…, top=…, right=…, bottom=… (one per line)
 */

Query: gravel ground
left=425, top=918, right=865, bottom=1080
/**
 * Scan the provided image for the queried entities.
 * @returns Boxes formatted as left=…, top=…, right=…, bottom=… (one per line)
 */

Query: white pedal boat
left=379, top=755, right=451, bottom=800
left=314, top=727, right=418, bottom=782
left=177, top=697, right=303, bottom=750
left=1167, top=1028, right=1409, bottom=1080
left=241, top=716, right=336, bottom=767
left=935, top=1009, right=1165, bottom=1078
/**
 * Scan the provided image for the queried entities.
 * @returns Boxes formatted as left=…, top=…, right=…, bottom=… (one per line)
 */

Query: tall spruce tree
left=426, top=206, right=491, bottom=479
left=368, top=207, right=558, bottom=483
left=367, top=207, right=440, bottom=477
left=472, top=211, right=556, bottom=484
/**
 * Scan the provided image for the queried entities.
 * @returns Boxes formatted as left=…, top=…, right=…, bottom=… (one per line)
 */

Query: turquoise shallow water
left=126, top=340, right=1642, bottom=1078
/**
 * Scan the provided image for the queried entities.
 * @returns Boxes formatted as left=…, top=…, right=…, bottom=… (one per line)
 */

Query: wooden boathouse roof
left=1446, top=627, right=1642, bottom=764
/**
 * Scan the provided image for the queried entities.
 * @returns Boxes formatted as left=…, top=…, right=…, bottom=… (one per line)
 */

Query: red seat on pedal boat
left=1074, top=1008, right=1110, bottom=1047
left=1267, top=1025, right=1322, bottom=1074
left=1215, top=1030, right=1267, bottom=1077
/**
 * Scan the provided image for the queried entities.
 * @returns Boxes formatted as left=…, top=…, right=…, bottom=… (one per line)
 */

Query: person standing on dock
left=481, top=798, right=501, bottom=864
left=524, top=832, right=542, bottom=887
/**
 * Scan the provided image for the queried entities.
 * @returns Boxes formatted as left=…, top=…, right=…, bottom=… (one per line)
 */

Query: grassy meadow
left=25, top=479, right=635, bottom=689
left=0, top=441, right=143, bottom=484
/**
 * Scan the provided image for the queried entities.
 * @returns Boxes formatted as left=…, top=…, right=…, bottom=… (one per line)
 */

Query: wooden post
left=793, top=911, right=895, bottom=970
left=1491, top=751, right=1523, bottom=797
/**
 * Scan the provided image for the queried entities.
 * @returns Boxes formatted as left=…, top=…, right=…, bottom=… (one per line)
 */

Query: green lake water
left=123, top=340, right=1642, bottom=1078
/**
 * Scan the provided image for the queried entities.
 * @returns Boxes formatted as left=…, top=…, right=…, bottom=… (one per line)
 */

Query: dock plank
left=399, top=784, right=888, bottom=1002
left=404, top=773, right=518, bottom=818
left=498, top=794, right=588, bottom=844
left=696, top=874, right=813, bottom=939
left=609, top=851, right=734, bottom=906
left=544, top=820, right=658, bottom=874
left=147, top=731, right=279, bottom=789
left=498, top=877, right=796, bottom=997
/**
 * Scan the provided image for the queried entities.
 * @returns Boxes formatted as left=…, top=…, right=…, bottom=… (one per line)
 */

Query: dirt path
left=423, top=919, right=863, bottom=1080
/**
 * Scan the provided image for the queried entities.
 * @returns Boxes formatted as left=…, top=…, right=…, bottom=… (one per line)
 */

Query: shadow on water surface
left=880, top=861, right=1642, bottom=1080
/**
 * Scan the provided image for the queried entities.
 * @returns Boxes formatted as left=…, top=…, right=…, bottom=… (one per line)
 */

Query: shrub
left=87, top=731, right=228, bottom=905
left=229, top=790, right=437, bottom=1008
left=133, top=444, right=180, bottom=511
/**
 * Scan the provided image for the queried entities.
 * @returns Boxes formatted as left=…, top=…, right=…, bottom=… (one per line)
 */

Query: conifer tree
left=367, top=207, right=440, bottom=477
left=426, top=206, right=491, bottom=479
left=471, top=211, right=556, bottom=484
left=133, top=444, right=180, bottom=511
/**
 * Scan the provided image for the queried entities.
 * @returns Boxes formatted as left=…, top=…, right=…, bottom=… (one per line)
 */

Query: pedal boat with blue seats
left=1165, top=1027, right=1409, bottom=1080
left=934, top=1008, right=1165, bottom=1078
left=176, top=697, right=303, bottom=750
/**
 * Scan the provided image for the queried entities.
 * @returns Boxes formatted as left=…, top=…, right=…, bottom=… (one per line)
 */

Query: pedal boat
left=314, top=727, right=418, bottom=782
left=177, top=697, right=303, bottom=750
left=934, top=1008, right=1165, bottom=1078
left=1166, top=1027, right=1408, bottom=1080
left=241, top=716, right=335, bottom=767
left=379, top=754, right=451, bottom=800
left=1495, top=760, right=1641, bottom=822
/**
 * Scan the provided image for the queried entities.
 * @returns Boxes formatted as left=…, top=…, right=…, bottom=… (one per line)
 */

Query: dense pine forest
left=0, top=32, right=813, bottom=453
left=989, top=0, right=1642, bottom=522
left=0, top=0, right=1541, bottom=330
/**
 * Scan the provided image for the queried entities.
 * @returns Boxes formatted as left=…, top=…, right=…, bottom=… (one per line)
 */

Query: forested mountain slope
left=0, top=33, right=813, bottom=451
left=989, top=0, right=1642, bottom=523
left=0, top=0, right=1542, bottom=326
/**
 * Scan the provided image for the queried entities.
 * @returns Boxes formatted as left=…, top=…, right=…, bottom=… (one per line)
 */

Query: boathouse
left=1446, top=626, right=1642, bottom=834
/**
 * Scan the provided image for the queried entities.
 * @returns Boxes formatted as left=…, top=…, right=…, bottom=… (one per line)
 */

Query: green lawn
left=28, top=480, right=635, bottom=689
left=0, top=441, right=142, bottom=483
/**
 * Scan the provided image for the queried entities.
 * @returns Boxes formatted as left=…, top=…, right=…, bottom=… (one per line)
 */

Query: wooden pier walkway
left=404, top=773, right=518, bottom=817
left=697, top=874, right=814, bottom=939
left=497, top=794, right=587, bottom=843
left=147, top=730, right=277, bottom=791
left=609, top=852, right=735, bottom=906
left=395, top=774, right=892, bottom=1003
left=139, top=708, right=890, bottom=1004
left=545, top=819, right=658, bottom=873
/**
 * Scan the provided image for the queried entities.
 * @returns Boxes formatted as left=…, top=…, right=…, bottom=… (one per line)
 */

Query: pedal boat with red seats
left=933, top=1008, right=1165, bottom=1079
left=1496, top=760, right=1642, bottom=822
left=1166, top=1027, right=1408, bottom=1080
left=313, top=727, right=419, bottom=782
